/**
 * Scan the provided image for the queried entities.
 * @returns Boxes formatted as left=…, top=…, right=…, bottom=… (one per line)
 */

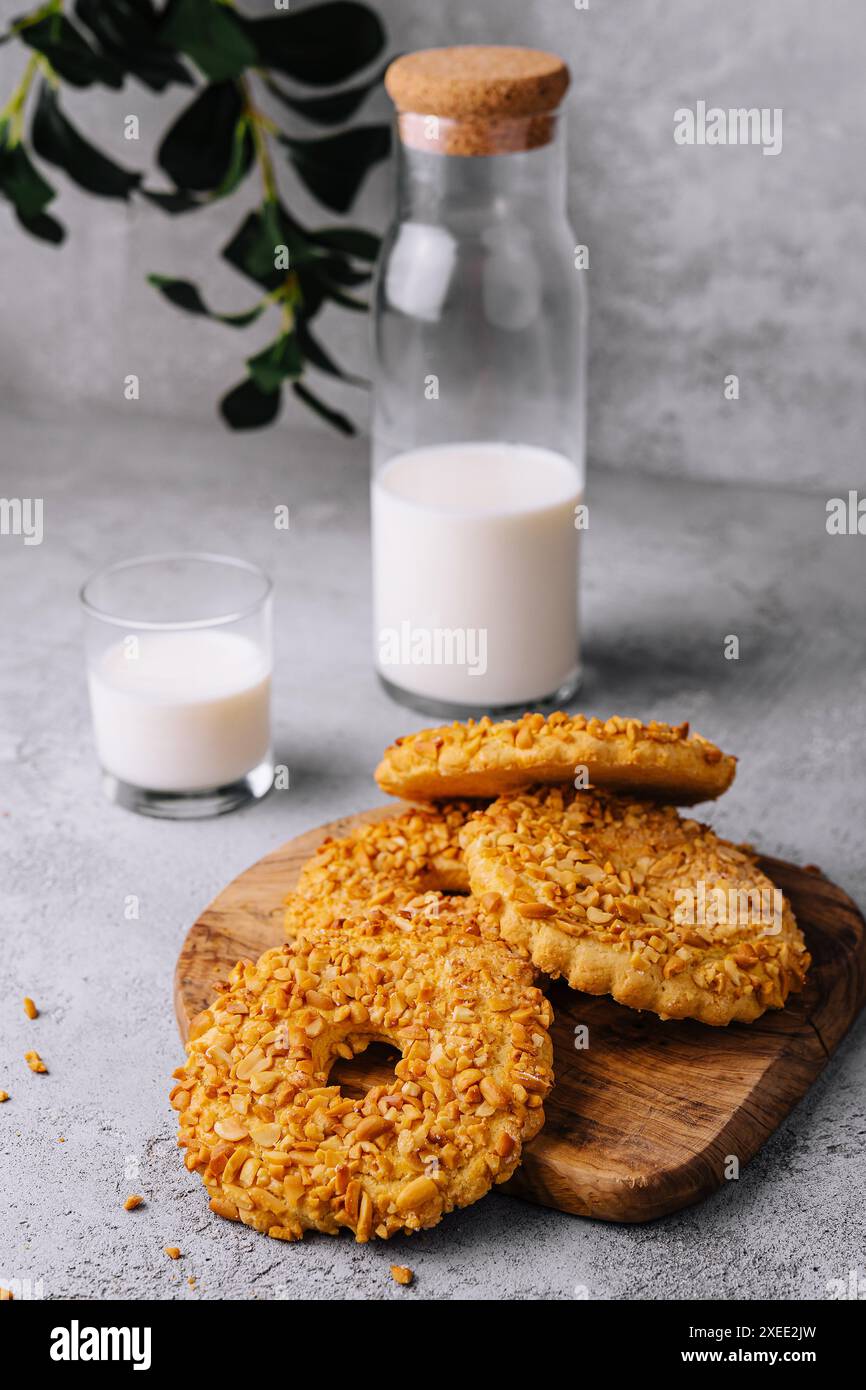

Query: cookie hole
left=331, top=1040, right=401, bottom=1099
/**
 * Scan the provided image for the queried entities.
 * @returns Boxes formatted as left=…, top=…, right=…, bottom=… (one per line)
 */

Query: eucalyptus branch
left=239, top=76, right=278, bottom=203
left=1, top=56, right=39, bottom=139
left=8, top=0, right=63, bottom=39
left=0, top=0, right=391, bottom=433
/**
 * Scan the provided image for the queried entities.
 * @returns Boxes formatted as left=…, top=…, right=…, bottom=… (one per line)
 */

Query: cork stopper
left=385, top=46, right=570, bottom=157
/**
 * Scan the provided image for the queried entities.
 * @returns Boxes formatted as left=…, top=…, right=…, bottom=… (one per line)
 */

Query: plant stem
left=7, top=0, right=62, bottom=39
left=1, top=55, right=39, bottom=141
left=239, top=77, right=278, bottom=203
left=1, top=0, right=62, bottom=139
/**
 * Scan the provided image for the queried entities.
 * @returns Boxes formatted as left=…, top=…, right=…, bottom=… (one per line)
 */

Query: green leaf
left=158, top=81, right=242, bottom=191
left=307, top=226, right=380, bottom=260
left=280, top=125, right=390, bottom=213
left=32, top=82, right=141, bottom=200
left=0, top=136, right=56, bottom=220
left=246, top=332, right=303, bottom=393
left=292, top=381, right=355, bottom=435
left=221, top=376, right=282, bottom=430
left=0, top=124, right=65, bottom=243
left=264, top=62, right=387, bottom=126
left=305, top=256, right=369, bottom=309
left=148, top=274, right=266, bottom=326
left=296, top=320, right=364, bottom=386
left=310, top=254, right=371, bottom=288
left=19, top=14, right=124, bottom=89
left=222, top=200, right=311, bottom=290
left=241, top=2, right=385, bottom=86
left=212, top=116, right=254, bottom=200
left=140, top=186, right=202, bottom=213
left=314, top=282, right=367, bottom=312
left=293, top=266, right=327, bottom=321
left=159, top=0, right=258, bottom=82
left=74, top=0, right=193, bottom=92
left=16, top=207, right=65, bottom=243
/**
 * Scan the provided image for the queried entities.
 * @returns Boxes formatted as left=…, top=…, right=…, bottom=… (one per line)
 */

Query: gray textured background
left=1, top=0, right=865, bottom=487
left=1, top=0, right=865, bottom=1305
left=0, top=415, right=865, bottom=1302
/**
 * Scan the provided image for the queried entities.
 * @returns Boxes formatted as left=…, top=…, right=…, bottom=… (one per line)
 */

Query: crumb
left=0, top=1092, right=9, bottom=1103
left=24, top=1050, right=47, bottom=1074
left=164, top=1246, right=181, bottom=1260
left=390, top=1264, right=414, bottom=1286
left=187, top=1276, right=196, bottom=1288
left=0, top=1288, right=13, bottom=1301
left=23, top=997, right=38, bottom=1020
left=124, top=1195, right=144, bottom=1211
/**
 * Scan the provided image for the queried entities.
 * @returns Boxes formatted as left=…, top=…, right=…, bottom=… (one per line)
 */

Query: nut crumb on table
left=164, top=1246, right=181, bottom=1260
left=390, top=1265, right=414, bottom=1286
left=24, top=1050, right=47, bottom=1074
left=23, top=997, right=38, bottom=1019
left=0, top=1288, right=13, bottom=1301
left=124, top=1195, right=144, bottom=1211
left=0, top=1092, right=9, bottom=1103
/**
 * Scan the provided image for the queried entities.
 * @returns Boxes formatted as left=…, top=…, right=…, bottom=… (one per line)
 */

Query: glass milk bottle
left=371, top=45, right=586, bottom=718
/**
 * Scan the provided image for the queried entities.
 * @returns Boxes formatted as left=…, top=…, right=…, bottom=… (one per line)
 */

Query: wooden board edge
left=169, top=810, right=866, bottom=1224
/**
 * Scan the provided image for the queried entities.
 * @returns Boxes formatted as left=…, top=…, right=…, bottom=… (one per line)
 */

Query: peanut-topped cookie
left=284, top=802, right=473, bottom=936
left=461, top=788, right=810, bottom=1026
left=173, top=896, right=552, bottom=1242
left=376, top=712, right=736, bottom=805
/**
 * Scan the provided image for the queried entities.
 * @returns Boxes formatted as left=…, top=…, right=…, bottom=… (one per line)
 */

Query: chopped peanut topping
left=390, top=1264, right=414, bottom=1286
left=461, top=788, right=809, bottom=1027
left=376, top=711, right=736, bottom=804
left=164, top=1247, right=181, bottom=1260
left=124, top=1195, right=144, bottom=1211
left=173, top=897, right=552, bottom=1243
left=284, top=803, right=473, bottom=937
left=24, top=1050, right=47, bottom=1074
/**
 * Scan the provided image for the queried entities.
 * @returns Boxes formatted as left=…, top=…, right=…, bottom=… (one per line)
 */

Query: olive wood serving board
left=174, top=806, right=866, bottom=1223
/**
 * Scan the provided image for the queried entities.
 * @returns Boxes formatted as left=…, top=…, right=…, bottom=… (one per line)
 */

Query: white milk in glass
left=88, top=630, right=271, bottom=791
left=372, top=442, right=581, bottom=708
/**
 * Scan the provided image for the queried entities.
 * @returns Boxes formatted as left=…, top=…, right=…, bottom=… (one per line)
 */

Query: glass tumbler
left=80, top=553, right=273, bottom=818
left=371, top=46, right=587, bottom=719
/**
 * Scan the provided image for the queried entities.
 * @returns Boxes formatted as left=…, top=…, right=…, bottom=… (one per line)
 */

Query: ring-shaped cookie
left=284, top=802, right=473, bottom=936
left=173, top=895, right=553, bottom=1241
left=461, top=788, right=810, bottom=1026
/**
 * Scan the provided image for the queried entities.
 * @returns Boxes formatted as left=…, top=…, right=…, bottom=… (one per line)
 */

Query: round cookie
left=460, top=788, right=810, bottom=1026
left=172, top=895, right=553, bottom=1242
left=284, top=802, right=473, bottom=936
left=376, top=711, right=736, bottom=806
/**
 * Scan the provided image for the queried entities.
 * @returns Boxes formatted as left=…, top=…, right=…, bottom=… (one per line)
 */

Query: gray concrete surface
left=0, top=411, right=864, bottom=1301
left=2, top=0, right=865, bottom=488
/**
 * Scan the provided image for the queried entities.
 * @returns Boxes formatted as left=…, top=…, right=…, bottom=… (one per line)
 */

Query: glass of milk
left=372, top=47, right=587, bottom=717
left=80, top=553, right=273, bottom=818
